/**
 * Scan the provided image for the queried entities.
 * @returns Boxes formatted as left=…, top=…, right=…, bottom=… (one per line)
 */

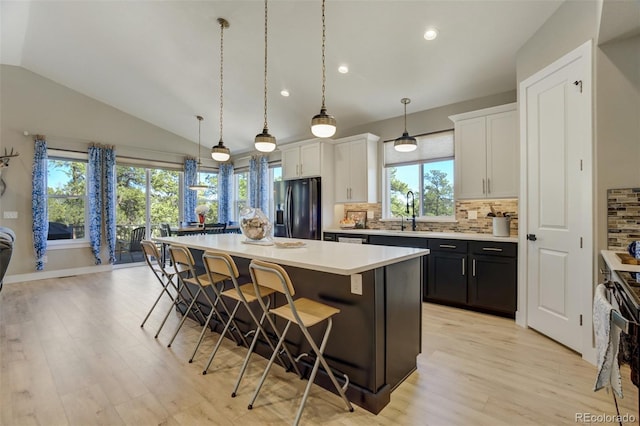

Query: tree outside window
left=387, top=159, right=454, bottom=219
left=47, top=158, right=87, bottom=240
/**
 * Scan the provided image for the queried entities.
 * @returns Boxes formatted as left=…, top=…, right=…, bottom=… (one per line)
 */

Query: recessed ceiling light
left=423, top=28, right=439, bottom=41
left=280, top=89, right=290, bottom=97
left=338, top=65, right=349, bottom=74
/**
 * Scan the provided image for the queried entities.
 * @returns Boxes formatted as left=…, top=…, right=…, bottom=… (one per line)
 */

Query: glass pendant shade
left=311, top=108, right=337, bottom=138
left=394, top=132, right=418, bottom=152
left=255, top=128, right=276, bottom=152
left=255, top=0, right=277, bottom=153
left=394, top=97, right=417, bottom=152
left=211, top=141, right=230, bottom=162
left=310, top=0, right=336, bottom=139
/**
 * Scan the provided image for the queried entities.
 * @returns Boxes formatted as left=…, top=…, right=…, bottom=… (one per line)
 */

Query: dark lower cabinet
left=468, top=241, right=517, bottom=316
left=425, top=239, right=468, bottom=305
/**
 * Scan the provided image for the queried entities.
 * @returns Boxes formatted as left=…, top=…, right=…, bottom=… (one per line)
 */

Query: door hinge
left=573, top=80, right=583, bottom=93
left=580, top=314, right=583, bottom=326
left=580, top=237, right=583, bottom=248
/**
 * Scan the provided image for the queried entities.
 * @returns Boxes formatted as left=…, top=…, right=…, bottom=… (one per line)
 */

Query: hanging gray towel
left=593, top=284, right=623, bottom=398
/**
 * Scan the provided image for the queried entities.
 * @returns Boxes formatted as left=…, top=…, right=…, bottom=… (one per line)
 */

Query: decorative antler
left=0, top=147, right=20, bottom=168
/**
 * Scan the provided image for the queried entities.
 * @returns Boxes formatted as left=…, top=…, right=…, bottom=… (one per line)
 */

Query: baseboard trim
left=3, top=264, right=114, bottom=284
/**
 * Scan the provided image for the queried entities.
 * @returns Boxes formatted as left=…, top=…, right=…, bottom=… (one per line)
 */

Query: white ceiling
left=1, top=0, right=563, bottom=155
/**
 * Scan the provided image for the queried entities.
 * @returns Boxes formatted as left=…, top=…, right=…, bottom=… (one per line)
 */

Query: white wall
left=0, top=65, right=196, bottom=277
left=596, top=35, right=640, bottom=255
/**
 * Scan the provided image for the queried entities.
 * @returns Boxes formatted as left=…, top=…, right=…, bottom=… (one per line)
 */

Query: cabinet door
left=455, top=116, right=487, bottom=199
left=347, top=139, right=369, bottom=202
left=468, top=255, right=517, bottom=315
left=334, top=142, right=350, bottom=202
left=281, top=148, right=300, bottom=180
left=486, top=110, right=518, bottom=198
left=300, top=143, right=321, bottom=177
left=426, top=252, right=467, bottom=304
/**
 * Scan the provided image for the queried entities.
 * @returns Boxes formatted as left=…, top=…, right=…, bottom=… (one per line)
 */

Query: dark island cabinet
left=425, top=239, right=468, bottom=305
left=468, top=241, right=517, bottom=315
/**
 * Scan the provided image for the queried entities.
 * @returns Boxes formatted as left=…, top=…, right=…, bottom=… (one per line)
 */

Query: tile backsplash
left=340, top=199, right=518, bottom=236
left=607, top=188, right=640, bottom=250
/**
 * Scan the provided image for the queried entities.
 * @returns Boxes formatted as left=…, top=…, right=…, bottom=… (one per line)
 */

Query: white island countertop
left=155, top=233, right=429, bottom=276
left=323, top=228, right=518, bottom=243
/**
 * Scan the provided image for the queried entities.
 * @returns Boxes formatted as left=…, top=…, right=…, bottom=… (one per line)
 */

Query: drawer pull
left=462, top=258, right=466, bottom=276
left=482, top=247, right=503, bottom=252
left=440, top=244, right=457, bottom=249
left=472, top=258, right=476, bottom=277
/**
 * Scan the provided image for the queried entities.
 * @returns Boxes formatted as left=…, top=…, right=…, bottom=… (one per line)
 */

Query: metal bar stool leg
left=248, top=321, right=292, bottom=410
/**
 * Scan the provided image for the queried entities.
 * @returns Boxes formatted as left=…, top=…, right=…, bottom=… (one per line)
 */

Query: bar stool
left=167, top=245, right=238, bottom=360
left=247, top=259, right=353, bottom=425
left=200, top=252, right=301, bottom=395
left=139, top=240, right=182, bottom=337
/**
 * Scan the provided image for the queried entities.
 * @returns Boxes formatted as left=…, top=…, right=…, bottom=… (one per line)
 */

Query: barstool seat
left=200, top=251, right=301, bottom=397
left=247, top=259, right=353, bottom=425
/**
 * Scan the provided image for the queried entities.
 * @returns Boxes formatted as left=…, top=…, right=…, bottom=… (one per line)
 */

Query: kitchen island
left=154, top=233, right=429, bottom=414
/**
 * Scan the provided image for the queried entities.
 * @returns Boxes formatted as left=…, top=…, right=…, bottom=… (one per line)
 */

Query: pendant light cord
left=321, top=0, right=327, bottom=109
left=263, top=0, right=269, bottom=129
left=219, top=20, right=225, bottom=143
left=404, top=102, right=408, bottom=133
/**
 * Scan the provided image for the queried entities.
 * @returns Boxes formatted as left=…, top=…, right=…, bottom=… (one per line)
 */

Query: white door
left=348, top=139, right=368, bottom=202
left=522, top=43, right=592, bottom=352
left=281, top=147, right=300, bottom=180
left=300, top=143, right=321, bottom=177
left=334, top=142, right=350, bottom=202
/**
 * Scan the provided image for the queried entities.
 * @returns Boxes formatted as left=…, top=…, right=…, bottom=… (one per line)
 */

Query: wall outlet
left=350, top=274, right=363, bottom=295
left=42, top=255, right=48, bottom=264
left=468, top=210, right=478, bottom=220
left=3, top=211, right=18, bottom=219
left=367, top=210, right=374, bottom=219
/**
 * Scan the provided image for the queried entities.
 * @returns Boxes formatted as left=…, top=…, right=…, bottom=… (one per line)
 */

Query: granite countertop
left=601, top=250, right=640, bottom=273
left=155, top=233, right=429, bottom=276
left=323, top=228, right=518, bottom=243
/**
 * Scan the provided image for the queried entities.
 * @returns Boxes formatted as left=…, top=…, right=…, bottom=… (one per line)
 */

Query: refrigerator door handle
left=310, top=178, right=317, bottom=238
left=284, top=185, right=293, bottom=238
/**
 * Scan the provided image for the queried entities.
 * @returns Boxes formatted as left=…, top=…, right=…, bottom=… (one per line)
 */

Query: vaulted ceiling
left=1, top=0, right=564, bottom=155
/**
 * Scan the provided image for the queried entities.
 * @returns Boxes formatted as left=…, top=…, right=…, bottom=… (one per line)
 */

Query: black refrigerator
left=274, top=177, right=321, bottom=240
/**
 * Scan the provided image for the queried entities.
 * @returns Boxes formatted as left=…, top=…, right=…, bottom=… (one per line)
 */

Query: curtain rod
left=382, top=128, right=453, bottom=143
left=22, top=130, right=193, bottom=158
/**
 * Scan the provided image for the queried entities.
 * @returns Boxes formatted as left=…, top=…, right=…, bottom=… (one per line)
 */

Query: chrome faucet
left=406, top=191, right=416, bottom=231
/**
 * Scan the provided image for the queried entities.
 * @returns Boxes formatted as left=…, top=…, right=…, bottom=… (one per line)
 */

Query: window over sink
left=382, top=130, right=455, bottom=221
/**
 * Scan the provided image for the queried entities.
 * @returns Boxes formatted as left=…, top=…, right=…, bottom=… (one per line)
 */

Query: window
left=233, top=171, right=249, bottom=220
left=196, top=171, right=218, bottom=222
left=47, top=152, right=88, bottom=241
left=383, top=131, right=455, bottom=220
left=268, top=166, right=282, bottom=222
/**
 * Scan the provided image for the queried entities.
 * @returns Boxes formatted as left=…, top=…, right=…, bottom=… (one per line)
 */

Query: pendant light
left=394, top=98, right=417, bottom=152
left=189, top=115, right=209, bottom=191
left=310, top=0, right=336, bottom=138
left=211, top=18, right=231, bottom=162
left=254, top=0, right=276, bottom=153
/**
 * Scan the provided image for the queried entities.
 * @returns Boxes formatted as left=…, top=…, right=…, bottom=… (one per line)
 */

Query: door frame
left=517, top=40, right=595, bottom=364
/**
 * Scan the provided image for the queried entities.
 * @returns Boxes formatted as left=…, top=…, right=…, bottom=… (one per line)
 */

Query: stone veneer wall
left=341, top=199, right=519, bottom=236
left=607, top=188, right=640, bottom=249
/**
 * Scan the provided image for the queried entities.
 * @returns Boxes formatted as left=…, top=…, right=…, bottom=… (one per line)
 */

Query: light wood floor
left=1, top=266, right=638, bottom=425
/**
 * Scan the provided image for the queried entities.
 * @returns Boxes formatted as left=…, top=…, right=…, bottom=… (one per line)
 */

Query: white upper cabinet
left=281, top=142, right=321, bottom=179
left=449, top=103, right=518, bottom=199
left=332, top=133, right=379, bottom=203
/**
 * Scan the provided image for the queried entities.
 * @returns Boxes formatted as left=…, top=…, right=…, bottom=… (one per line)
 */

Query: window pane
left=422, top=160, right=454, bottom=217
left=150, top=168, right=180, bottom=235
left=234, top=172, right=248, bottom=219
left=116, top=165, right=147, bottom=240
left=387, top=164, right=421, bottom=218
left=196, top=171, right=218, bottom=223
left=47, top=159, right=86, bottom=240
